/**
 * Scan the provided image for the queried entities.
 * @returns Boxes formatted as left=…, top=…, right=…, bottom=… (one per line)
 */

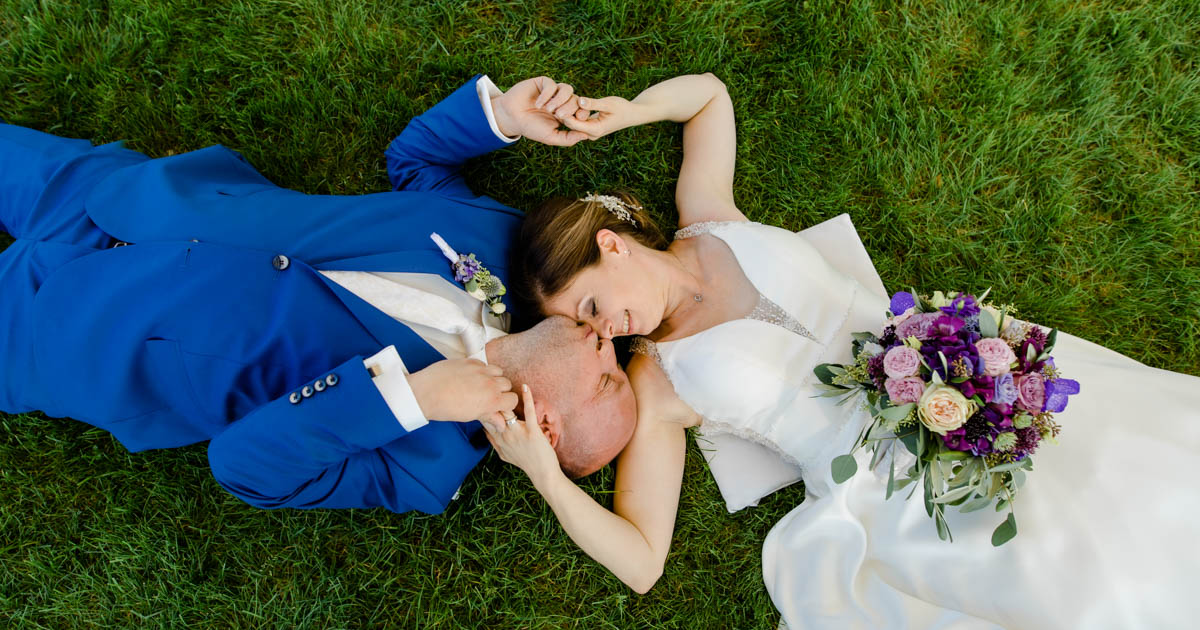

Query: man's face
left=507, top=316, right=637, bottom=475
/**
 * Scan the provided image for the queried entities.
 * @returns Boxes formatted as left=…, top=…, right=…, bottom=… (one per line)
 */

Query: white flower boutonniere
left=431, top=233, right=508, bottom=316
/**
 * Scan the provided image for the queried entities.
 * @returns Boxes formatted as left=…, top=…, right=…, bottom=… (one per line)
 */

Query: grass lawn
left=2, top=0, right=1197, bottom=627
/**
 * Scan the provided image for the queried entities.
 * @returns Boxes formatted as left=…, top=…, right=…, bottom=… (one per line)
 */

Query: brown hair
left=516, top=191, right=668, bottom=314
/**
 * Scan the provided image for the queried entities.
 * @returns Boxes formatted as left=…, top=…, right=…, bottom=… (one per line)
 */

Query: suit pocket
left=144, top=339, right=213, bottom=423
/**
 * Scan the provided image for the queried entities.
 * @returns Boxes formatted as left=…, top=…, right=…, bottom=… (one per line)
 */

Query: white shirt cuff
left=364, top=345, right=429, bottom=432
left=476, top=75, right=520, bottom=144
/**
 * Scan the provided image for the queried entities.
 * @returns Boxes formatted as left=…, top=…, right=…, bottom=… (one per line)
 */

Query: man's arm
left=385, top=75, right=587, bottom=196
left=207, top=351, right=515, bottom=513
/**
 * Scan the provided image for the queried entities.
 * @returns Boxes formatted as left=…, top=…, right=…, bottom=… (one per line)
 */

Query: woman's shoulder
left=627, top=351, right=701, bottom=428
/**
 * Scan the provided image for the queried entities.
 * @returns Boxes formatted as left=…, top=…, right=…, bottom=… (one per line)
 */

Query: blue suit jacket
left=26, top=77, right=522, bottom=514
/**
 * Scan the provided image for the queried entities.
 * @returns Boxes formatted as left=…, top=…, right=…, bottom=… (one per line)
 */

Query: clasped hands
left=490, top=76, right=638, bottom=147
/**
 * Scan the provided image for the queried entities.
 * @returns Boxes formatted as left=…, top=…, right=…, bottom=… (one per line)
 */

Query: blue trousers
left=0, top=124, right=148, bottom=412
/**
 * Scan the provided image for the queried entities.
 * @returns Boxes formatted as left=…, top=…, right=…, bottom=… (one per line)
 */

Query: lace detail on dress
left=674, top=220, right=747, bottom=240
left=700, top=417, right=805, bottom=470
left=748, top=294, right=819, bottom=343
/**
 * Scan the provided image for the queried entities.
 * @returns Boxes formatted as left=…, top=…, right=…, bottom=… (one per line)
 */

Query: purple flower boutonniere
left=431, top=233, right=508, bottom=316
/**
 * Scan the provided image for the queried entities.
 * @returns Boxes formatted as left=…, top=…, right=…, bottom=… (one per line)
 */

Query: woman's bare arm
left=488, top=356, right=696, bottom=593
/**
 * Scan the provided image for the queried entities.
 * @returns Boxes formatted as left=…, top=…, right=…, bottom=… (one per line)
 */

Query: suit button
left=325, top=374, right=339, bottom=387
left=272, top=254, right=290, bottom=270
left=301, top=385, right=314, bottom=398
left=288, top=392, right=301, bottom=404
left=314, top=379, right=326, bottom=392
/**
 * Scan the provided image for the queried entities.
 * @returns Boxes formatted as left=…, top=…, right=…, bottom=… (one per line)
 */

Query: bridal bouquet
left=813, top=290, right=1079, bottom=546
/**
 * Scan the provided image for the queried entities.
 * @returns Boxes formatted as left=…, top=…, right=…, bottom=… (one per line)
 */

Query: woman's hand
left=558, top=96, right=645, bottom=141
left=486, top=384, right=562, bottom=485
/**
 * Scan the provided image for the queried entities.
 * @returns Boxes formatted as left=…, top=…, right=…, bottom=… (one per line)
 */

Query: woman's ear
left=595, top=229, right=628, bottom=258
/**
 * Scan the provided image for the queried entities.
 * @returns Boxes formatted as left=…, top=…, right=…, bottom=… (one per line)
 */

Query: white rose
left=917, top=384, right=978, bottom=435
left=490, top=302, right=507, bottom=315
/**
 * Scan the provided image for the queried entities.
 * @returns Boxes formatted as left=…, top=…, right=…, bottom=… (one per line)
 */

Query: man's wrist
left=490, top=94, right=520, bottom=139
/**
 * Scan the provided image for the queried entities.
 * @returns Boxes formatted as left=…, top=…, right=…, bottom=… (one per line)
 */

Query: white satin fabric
left=653, top=222, right=1200, bottom=628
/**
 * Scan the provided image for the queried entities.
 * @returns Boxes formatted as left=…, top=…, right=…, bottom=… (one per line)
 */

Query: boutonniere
left=430, top=233, right=508, bottom=316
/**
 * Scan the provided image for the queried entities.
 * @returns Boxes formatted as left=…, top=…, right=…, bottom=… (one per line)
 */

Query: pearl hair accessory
left=581, top=193, right=640, bottom=228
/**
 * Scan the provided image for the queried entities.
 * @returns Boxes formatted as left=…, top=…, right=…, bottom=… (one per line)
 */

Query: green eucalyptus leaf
left=991, top=513, right=1018, bottom=546
left=886, top=456, right=897, bottom=500
left=878, top=403, right=915, bottom=422
left=899, top=430, right=920, bottom=456
left=959, top=495, right=993, bottom=513
left=813, top=364, right=840, bottom=386
left=936, top=513, right=950, bottom=541
left=987, top=460, right=1028, bottom=474
left=933, top=485, right=973, bottom=504
left=1046, top=329, right=1058, bottom=352
left=831, top=454, right=858, bottom=484
left=979, top=308, right=999, bottom=338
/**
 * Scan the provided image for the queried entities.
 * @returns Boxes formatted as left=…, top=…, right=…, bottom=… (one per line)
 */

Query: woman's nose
left=599, top=317, right=615, bottom=339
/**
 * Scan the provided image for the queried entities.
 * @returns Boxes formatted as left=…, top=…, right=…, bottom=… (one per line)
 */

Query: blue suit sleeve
left=385, top=75, right=515, bottom=197
left=206, top=356, right=441, bottom=513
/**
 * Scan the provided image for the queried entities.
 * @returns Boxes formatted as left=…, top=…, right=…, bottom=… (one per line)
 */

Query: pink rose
left=975, top=338, right=1017, bottom=376
left=894, top=312, right=940, bottom=341
left=885, top=376, right=926, bottom=404
left=1016, top=372, right=1045, bottom=412
left=890, top=306, right=917, bottom=326
left=882, top=346, right=921, bottom=379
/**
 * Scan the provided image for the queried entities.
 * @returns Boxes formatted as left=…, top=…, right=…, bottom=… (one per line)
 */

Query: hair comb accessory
left=581, top=193, right=640, bottom=228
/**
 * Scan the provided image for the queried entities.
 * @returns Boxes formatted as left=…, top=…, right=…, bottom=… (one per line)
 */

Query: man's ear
left=536, top=397, right=563, bottom=449
left=595, top=229, right=627, bottom=258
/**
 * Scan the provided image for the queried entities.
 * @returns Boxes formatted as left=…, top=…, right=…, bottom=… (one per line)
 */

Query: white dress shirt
left=320, top=75, right=516, bottom=432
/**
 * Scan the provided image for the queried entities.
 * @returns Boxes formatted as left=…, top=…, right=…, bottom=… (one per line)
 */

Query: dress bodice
left=633, top=221, right=889, bottom=485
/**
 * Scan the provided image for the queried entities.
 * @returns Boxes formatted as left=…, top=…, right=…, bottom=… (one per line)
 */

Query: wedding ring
left=506, top=418, right=518, bottom=426
left=502, top=410, right=518, bottom=426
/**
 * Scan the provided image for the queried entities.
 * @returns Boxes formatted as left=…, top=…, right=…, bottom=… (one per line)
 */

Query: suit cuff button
left=288, top=392, right=302, bottom=404
left=314, top=379, right=326, bottom=392
left=301, top=385, right=314, bottom=398
left=325, top=374, right=339, bottom=387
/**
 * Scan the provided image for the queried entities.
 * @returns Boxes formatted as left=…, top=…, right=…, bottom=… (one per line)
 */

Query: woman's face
left=541, top=233, right=665, bottom=339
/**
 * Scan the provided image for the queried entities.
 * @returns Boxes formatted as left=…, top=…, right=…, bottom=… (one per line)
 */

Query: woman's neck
left=654, top=240, right=707, bottom=337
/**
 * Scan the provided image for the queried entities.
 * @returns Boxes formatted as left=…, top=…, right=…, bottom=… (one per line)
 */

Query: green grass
left=2, top=0, right=1198, bottom=627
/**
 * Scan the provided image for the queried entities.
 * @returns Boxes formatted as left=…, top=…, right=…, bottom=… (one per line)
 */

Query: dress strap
left=673, top=220, right=747, bottom=240
left=748, top=294, right=820, bottom=343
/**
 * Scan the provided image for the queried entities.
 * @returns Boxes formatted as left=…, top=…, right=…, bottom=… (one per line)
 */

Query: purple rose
left=885, top=376, right=926, bottom=404
left=1016, top=372, right=1046, bottom=412
left=894, top=312, right=941, bottom=341
left=882, top=346, right=921, bottom=379
left=993, top=372, right=1018, bottom=405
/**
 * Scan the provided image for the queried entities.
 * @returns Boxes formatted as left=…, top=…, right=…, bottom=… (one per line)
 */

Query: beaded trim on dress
left=675, top=221, right=820, bottom=343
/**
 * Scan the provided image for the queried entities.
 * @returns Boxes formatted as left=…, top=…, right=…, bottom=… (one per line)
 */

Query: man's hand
left=492, top=76, right=590, bottom=146
left=408, top=359, right=518, bottom=430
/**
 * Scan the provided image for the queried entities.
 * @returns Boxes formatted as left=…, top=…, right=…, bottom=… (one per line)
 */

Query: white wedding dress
left=632, top=220, right=1200, bottom=629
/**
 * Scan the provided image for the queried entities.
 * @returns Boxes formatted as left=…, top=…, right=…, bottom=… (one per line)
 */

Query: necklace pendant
left=693, top=294, right=703, bottom=303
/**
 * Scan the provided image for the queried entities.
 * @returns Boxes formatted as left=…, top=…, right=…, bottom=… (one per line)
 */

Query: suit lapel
left=317, top=273, right=446, bottom=371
